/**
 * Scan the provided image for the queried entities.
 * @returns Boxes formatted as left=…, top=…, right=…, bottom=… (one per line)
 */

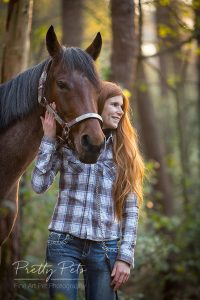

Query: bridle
left=38, top=60, right=103, bottom=144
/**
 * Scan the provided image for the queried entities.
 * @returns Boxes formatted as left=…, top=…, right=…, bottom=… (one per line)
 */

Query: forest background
left=0, top=0, right=199, bottom=299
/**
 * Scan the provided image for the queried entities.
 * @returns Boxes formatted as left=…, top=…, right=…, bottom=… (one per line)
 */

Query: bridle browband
left=38, top=60, right=103, bottom=143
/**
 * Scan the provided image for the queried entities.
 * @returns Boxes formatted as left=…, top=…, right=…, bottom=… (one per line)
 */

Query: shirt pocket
left=67, top=159, right=84, bottom=174
left=62, top=149, right=85, bottom=174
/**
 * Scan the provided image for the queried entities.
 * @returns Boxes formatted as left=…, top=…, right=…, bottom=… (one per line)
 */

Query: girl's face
left=101, top=95, right=124, bottom=129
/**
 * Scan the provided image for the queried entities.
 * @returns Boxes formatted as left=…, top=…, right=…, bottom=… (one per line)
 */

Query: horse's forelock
left=60, top=47, right=100, bottom=89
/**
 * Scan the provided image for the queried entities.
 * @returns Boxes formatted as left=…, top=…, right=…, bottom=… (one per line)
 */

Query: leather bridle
left=38, top=60, right=103, bottom=143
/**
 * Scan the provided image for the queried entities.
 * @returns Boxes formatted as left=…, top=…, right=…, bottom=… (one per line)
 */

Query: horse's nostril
left=81, top=135, right=90, bottom=148
left=81, top=134, right=101, bottom=153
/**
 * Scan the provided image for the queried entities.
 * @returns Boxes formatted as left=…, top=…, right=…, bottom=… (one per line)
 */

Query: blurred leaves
left=192, top=0, right=200, bottom=10
left=133, top=207, right=200, bottom=299
left=159, top=0, right=171, bottom=6
left=158, top=24, right=177, bottom=38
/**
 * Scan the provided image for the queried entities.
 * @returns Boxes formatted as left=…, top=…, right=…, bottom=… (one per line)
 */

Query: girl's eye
left=56, top=80, right=70, bottom=90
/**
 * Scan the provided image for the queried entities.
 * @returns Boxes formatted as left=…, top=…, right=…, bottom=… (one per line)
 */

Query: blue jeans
left=46, top=231, right=118, bottom=300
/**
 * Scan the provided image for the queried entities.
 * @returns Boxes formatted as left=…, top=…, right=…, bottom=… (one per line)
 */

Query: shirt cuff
left=39, top=136, right=57, bottom=153
left=117, top=252, right=134, bottom=267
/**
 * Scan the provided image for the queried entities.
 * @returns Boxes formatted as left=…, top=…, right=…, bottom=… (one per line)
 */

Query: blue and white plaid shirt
left=31, top=135, right=139, bottom=266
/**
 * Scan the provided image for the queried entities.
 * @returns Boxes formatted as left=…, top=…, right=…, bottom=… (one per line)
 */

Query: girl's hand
left=111, top=260, right=131, bottom=291
left=40, top=102, right=57, bottom=139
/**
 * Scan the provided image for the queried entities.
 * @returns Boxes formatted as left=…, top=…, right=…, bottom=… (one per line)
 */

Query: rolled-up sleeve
left=31, top=136, right=61, bottom=194
left=117, top=193, right=139, bottom=267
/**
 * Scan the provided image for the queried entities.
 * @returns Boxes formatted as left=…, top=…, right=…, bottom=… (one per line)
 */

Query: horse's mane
left=0, top=47, right=100, bottom=131
left=0, top=60, right=47, bottom=130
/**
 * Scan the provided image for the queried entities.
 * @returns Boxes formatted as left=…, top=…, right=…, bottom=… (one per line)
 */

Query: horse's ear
left=85, top=32, right=102, bottom=61
left=46, top=25, right=62, bottom=57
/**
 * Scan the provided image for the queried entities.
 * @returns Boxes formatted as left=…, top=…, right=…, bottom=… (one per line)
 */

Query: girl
left=31, top=81, right=144, bottom=300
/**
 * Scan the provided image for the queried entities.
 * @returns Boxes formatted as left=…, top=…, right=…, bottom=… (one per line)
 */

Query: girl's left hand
left=111, top=260, right=131, bottom=291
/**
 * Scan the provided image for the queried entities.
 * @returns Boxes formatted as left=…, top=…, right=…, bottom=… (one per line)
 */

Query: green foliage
left=81, top=0, right=111, bottom=78
left=159, top=0, right=171, bottom=6
left=167, top=75, right=180, bottom=88
left=129, top=207, right=200, bottom=299
left=192, top=0, right=200, bottom=10
left=195, top=47, right=200, bottom=55
left=158, top=24, right=177, bottom=38
left=139, top=83, right=148, bottom=93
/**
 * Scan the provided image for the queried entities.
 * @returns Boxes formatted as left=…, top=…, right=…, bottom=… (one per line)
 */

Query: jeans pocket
left=48, top=231, right=74, bottom=246
left=101, top=240, right=119, bottom=253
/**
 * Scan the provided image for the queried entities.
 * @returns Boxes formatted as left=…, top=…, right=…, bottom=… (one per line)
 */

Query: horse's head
left=44, top=26, right=104, bottom=163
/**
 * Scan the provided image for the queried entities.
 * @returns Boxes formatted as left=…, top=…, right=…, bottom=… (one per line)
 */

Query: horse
left=0, top=25, right=105, bottom=246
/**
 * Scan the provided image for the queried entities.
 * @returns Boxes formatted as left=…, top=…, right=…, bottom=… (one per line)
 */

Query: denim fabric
left=46, top=231, right=118, bottom=300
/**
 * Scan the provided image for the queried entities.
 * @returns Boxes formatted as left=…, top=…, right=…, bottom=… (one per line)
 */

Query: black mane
left=0, top=60, right=47, bottom=130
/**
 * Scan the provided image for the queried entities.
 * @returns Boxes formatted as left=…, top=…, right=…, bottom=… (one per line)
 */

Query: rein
left=38, top=60, right=103, bottom=143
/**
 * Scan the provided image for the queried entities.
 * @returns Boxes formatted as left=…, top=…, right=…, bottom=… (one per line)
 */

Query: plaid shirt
left=31, top=135, right=139, bottom=266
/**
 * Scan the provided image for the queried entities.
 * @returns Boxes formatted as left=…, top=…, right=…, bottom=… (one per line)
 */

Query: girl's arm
left=31, top=136, right=61, bottom=194
left=117, top=193, right=139, bottom=267
left=31, top=102, right=61, bottom=194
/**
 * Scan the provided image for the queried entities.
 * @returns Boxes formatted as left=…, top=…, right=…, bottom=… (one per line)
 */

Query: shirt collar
left=106, top=133, right=113, bottom=144
left=103, top=129, right=113, bottom=144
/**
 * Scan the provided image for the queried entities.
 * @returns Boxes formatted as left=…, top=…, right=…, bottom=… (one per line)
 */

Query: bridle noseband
left=38, top=60, right=103, bottom=144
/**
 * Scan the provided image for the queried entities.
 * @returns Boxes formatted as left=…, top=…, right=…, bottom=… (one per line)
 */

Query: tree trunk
left=0, top=1, right=33, bottom=299
left=159, top=1, right=190, bottom=207
left=0, top=2, right=7, bottom=81
left=61, top=0, right=83, bottom=47
left=110, top=0, right=136, bottom=91
left=1, top=0, right=33, bottom=82
left=155, top=2, right=173, bottom=97
left=136, top=61, right=174, bottom=216
left=155, top=0, right=191, bottom=208
left=194, top=2, right=200, bottom=182
left=136, top=0, right=174, bottom=216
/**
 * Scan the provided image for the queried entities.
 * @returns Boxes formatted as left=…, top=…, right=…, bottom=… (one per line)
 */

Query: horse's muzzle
left=80, top=134, right=105, bottom=163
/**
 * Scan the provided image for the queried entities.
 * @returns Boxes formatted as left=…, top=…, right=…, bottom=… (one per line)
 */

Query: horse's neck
left=0, top=61, right=46, bottom=199
left=0, top=106, right=44, bottom=180
left=16, top=107, right=44, bottom=162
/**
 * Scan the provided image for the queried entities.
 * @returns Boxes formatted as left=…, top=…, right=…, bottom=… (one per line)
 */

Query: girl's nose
left=118, top=107, right=124, bottom=115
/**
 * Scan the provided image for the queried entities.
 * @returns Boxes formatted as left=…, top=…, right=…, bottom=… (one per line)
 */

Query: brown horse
left=0, top=26, right=105, bottom=246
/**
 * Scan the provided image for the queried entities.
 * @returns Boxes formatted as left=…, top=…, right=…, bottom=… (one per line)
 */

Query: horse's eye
left=56, top=80, right=70, bottom=90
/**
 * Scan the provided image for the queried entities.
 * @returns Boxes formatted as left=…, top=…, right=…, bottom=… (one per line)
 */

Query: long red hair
left=99, top=81, right=145, bottom=220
